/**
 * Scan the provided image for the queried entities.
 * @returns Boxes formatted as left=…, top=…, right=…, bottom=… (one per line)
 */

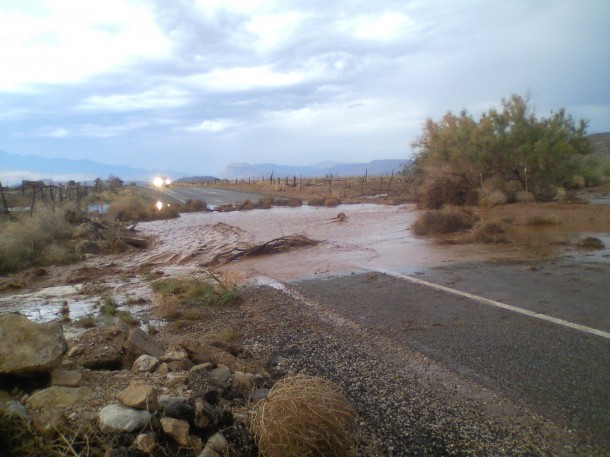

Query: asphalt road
left=292, top=263, right=610, bottom=449
left=147, top=184, right=267, bottom=207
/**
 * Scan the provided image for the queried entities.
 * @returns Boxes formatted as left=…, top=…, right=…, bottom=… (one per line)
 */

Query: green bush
left=412, top=94, right=592, bottom=205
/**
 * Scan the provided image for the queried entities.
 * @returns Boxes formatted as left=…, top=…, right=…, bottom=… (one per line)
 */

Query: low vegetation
left=151, top=274, right=240, bottom=321
left=0, top=208, right=78, bottom=275
left=253, top=374, right=358, bottom=457
left=411, top=94, right=593, bottom=208
left=412, top=206, right=479, bottom=235
left=469, top=222, right=509, bottom=244
left=105, top=194, right=180, bottom=222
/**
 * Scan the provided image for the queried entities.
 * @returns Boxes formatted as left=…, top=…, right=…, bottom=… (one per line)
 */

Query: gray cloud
left=1, top=0, right=608, bottom=175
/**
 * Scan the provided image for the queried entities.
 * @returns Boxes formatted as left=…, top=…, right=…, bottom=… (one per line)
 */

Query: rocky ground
left=1, top=279, right=603, bottom=456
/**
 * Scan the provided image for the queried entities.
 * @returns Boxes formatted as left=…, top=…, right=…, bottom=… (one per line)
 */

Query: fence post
left=49, top=185, right=56, bottom=212
left=29, top=183, right=37, bottom=219
left=0, top=180, right=9, bottom=215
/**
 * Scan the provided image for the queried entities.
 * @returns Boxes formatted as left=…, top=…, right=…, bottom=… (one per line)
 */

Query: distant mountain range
left=217, top=159, right=409, bottom=179
left=0, top=150, right=187, bottom=185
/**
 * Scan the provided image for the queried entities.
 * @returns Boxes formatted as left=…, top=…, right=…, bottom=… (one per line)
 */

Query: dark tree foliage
left=411, top=95, right=591, bottom=205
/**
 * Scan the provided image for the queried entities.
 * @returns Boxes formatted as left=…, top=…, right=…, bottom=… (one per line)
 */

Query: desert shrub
left=253, top=374, right=357, bottom=457
left=105, top=195, right=180, bottom=222
left=273, top=198, right=303, bottom=207
left=412, top=206, right=478, bottom=235
left=151, top=273, right=239, bottom=311
left=307, top=196, right=326, bottom=206
left=181, top=198, right=208, bottom=212
left=0, top=209, right=77, bottom=274
left=524, top=215, right=558, bottom=226
left=418, top=176, right=478, bottom=209
left=238, top=199, right=255, bottom=211
left=215, top=203, right=237, bottom=212
left=479, top=190, right=507, bottom=207
left=577, top=236, right=605, bottom=249
left=515, top=190, right=535, bottom=203
left=470, top=222, right=509, bottom=244
left=412, top=94, right=591, bottom=204
left=255, top=197, right=275, bottom=209
left=324, top=197, right=341, bottom=207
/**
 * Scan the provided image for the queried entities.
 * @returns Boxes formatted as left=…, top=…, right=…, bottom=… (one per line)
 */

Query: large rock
left=194, top=398, right=218, bottom=429
left=205, top=433, right=229, bottom=454
left=132, top=355, right=159, bottom=373
left=99, top=404, right=152, bottom=432
left=208, top=365, right=231, bottom=389
left=65, top=326, right=126, bottom=370
left=160, top=417, right=190, bottom=446
left=0, top=314, right=67, bottom=375
left=173, top=337, right=252, bottom=372
left=117, top=383, right=159, bottom=411
left=125, top=328, right=165, bottom=358
left=135, top=433, right=156, bottom=454
left=26, top=386, right=91, bottom=409
left=50, top=369, right=82, bottom=387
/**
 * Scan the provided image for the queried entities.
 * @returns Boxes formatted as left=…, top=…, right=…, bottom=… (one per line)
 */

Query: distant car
left=152, top=176, right=172, bottom=188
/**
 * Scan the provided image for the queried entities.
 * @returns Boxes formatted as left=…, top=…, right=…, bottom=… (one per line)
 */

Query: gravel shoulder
left=179, top=283, right=602, bottom=456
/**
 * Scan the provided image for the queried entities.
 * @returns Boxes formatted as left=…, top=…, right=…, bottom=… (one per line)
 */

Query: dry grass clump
left=524, top=215, right=559, bottom=226
left=151, top=273, right=240, bottom=320
left=307, top=196, right=327, bottom=206
left=256, top=197, right=276, bottom=209
left=469, top=222, right=509, bottom=244
left=324, top=197, right=341, bottom=207
left=253, top=374, right=358, bottom=457
left=418, top=177, right=478, bottom=209
left=274, top=198, right=303, bottom=207
left=479, top=190, right=507, bottom=207
left=515, top=190, right=535, bottom=203
left=180, top=198, right=209, bottom=212
left=106, top=195, right=180, bottom=222
left=577, top=236, right=605, bottom=249
left=0, top=208, right=78, bottom=274
left=412, top=206, right=479, bottom=235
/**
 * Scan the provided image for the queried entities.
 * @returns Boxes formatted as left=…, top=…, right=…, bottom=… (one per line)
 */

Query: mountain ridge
left=0, top=150, right=187, bottom=184
left=217, top=159, right=409, bottom=179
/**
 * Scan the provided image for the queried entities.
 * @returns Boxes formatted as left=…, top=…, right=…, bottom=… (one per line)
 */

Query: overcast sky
left=1, top=0, right=609, bottom=175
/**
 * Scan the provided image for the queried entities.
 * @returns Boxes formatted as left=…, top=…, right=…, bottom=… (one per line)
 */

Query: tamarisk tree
left=411, top=94, right=591, bottom=207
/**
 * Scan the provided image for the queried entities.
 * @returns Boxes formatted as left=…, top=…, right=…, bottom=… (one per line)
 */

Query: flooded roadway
left=1, top=202, right=609, bottom=450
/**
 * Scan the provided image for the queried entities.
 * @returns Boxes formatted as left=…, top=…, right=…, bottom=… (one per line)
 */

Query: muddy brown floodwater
left=1, top=203, right=607, bottom=323
left=130, top=204, right=509, bottom=281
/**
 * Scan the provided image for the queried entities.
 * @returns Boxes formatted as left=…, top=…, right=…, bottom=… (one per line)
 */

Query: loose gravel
left=231, top=285, right=599, bottom=456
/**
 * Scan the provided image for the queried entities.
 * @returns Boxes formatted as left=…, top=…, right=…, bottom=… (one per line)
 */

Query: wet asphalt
left=153, top=185, right=267, bottom=207
left=291, top=265, right=610, bottom=450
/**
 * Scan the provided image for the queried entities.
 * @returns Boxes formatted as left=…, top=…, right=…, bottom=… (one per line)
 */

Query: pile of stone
left=0, top=313, right=269, bottom=456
